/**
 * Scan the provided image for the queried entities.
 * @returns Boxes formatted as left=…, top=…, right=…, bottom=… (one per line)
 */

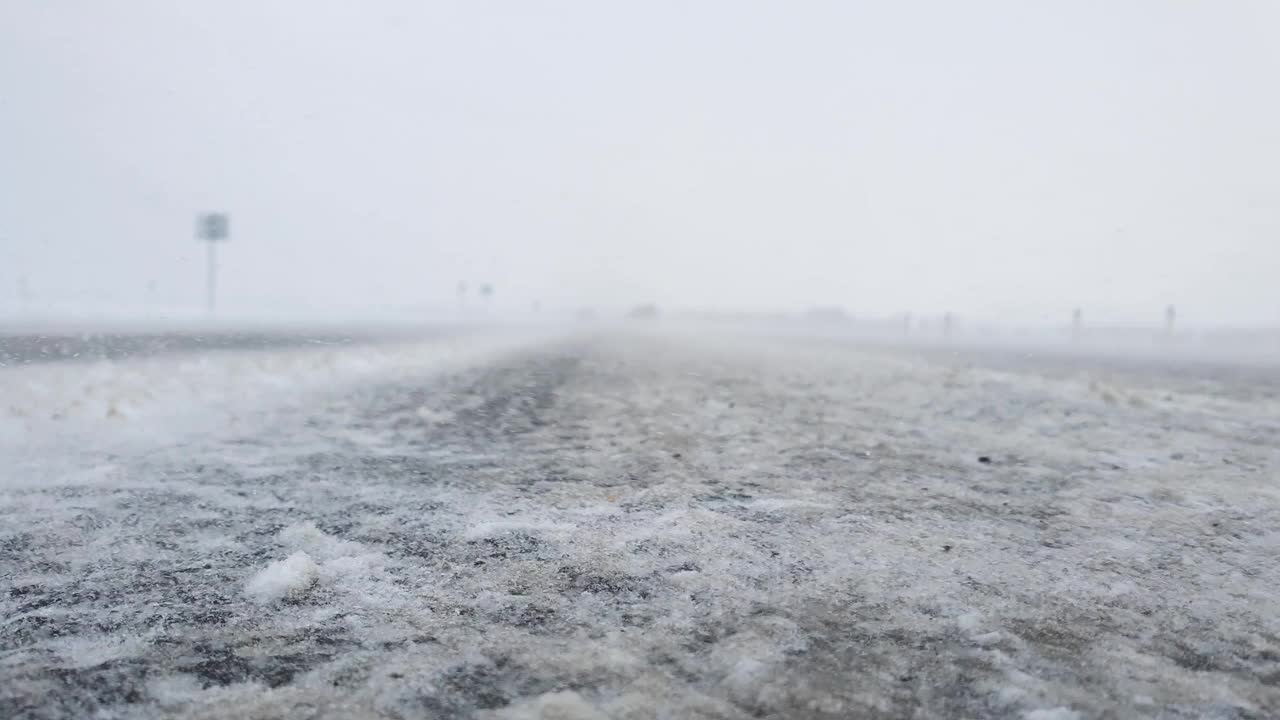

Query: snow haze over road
left=2, top=328, right=1278, bottom=719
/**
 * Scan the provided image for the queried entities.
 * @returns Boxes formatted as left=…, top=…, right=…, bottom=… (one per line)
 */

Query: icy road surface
left=2, top=330, right=1279, bottom=719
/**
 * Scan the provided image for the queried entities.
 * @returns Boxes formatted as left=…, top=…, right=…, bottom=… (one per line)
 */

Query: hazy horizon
left=3, top=1, right=1278, bottom=326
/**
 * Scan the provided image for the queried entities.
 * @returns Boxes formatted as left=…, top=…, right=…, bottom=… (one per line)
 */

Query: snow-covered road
left=2, top=330, right=1278, bottom=719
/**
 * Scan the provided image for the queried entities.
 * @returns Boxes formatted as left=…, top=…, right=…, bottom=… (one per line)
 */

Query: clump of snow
left=243, top=521, right=403, bottom=613
left=721, top=657, right=771, bottom=706
left=244, top=551, right=319, bottom=604
left=972, top=631, right=1003, bottom=646
left=279, top=520, right=365, bottom=561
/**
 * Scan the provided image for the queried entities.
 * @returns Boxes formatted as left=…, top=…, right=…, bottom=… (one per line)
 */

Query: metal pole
left=206, top=240, right=217, bottom=314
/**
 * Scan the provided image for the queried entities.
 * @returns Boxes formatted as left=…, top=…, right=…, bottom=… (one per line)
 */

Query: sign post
left=196, top=213, right=229, bottom=314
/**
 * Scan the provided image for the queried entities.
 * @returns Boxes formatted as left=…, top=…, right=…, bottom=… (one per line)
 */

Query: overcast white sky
left=1, top=1, right=1277, bottom=324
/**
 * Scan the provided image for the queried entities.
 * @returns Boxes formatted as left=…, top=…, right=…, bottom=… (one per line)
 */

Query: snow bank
left=0, top=328, right=557, bottom=479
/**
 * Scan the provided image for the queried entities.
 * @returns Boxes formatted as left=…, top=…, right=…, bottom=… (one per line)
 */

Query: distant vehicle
left=627, top=304, right=660, bottom=320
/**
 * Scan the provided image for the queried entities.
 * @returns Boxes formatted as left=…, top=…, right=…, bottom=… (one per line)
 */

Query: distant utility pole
left=1164, top=304, right=1177, bottom=337
left=196, top=213, right=229, bottom=314
left=1072, top=307, right=1083, bottom=343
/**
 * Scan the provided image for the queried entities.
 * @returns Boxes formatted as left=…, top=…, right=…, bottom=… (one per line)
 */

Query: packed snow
left=2, top=329, right=1278, bottom=718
